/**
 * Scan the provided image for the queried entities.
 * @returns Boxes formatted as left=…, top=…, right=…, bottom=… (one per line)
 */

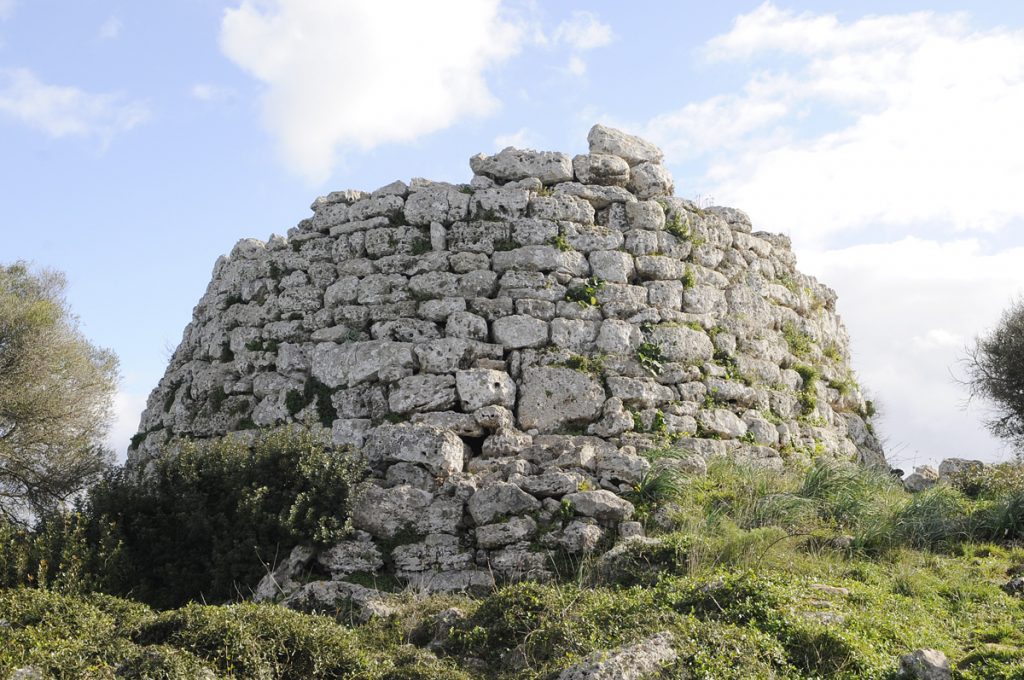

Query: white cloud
left=0, top=0, right=14, bottom=20
left=190, top=83, right=232, bottom=102
left=106, top=391, right=147, bottom=462
left=98, top=15, right=121, bottom=40
left=643, top=3, right=1024, bottom=247
left=912, top=329, right=963, bottom=351
left=493, top=127, right=538, bottom=149
left=551, top=10, right=612, bottom=78
left=566, top=55, right=586, bottom=76
left=0, top=68, right=149, bottom=142
left=802, top=238, right=1024, bottom=467
left=220, top=0, right=524, bottom=183
left=553, top=10, right=612, bottom=51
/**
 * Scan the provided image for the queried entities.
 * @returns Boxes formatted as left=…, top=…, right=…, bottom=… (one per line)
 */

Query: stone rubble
left=131, top=124, right=884, bottom=595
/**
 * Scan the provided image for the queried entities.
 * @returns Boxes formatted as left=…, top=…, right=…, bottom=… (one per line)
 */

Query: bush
left=87, top=427, right=365, bottom=608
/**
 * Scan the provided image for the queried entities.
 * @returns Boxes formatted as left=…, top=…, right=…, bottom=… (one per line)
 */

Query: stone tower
left=130, top=125, right=883, bottom=592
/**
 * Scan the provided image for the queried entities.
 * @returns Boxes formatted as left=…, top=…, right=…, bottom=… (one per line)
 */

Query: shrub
left=86, top=427, right=365, bottom=608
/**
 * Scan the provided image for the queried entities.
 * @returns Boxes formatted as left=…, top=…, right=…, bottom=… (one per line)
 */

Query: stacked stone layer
left=131, top=125, right=883, bottom=591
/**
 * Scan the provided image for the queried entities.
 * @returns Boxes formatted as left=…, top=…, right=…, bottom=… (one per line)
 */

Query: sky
left=2, top=0, right=1023, bottom=471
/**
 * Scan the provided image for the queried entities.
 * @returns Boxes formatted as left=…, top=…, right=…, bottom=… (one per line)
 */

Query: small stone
left=899, top=649, right=951, bottom=680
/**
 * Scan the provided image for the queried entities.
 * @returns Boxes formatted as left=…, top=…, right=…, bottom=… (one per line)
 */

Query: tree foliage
left=0, top=262, right=118, bottom=523
left=965, top=296, right=1024, bottom=455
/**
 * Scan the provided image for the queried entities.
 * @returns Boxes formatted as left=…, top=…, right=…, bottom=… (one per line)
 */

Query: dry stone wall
left=130, top=125, right=883, bottom=593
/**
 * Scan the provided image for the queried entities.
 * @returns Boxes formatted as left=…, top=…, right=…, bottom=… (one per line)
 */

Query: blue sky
left=3, top=1, right=1024, bottom=470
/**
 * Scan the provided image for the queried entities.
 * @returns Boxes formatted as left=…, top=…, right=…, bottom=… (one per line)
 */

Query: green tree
left=965, top=296, right=1024, bottom=457
left=0, top=262, right=118, bottom=523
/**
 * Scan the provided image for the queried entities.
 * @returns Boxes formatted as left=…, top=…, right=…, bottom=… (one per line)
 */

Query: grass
left=783, top=321, right=815, bottom=359
left=4, top=457, right=1024, bottom=678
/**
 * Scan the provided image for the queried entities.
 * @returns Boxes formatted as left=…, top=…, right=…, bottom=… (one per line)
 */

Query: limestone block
left=470, top=186, right=531, bottom=219
left=625, top=200, right=666, bottom=231
left=349, top=194, right=404, bottom=222
left=492, top=314, right=549, bottom=349
left=572, top=153, right=630, bottom=186
left=318, top=540, right=384, bottom=577
left=563, top=223, right=625, bottom=252
left=456, top=368, right=517, bottom=411
left=623, top=229, right=659, bottom=256
left=331, top=418, right=373, bottom=448
left=350, top=484, right=462, bottom=538
left=899, top=649, right=951, bottom=680
left=559, top=520, right=604, bottom=553
left=554, top=182, right=635, bottom=209
left=588, top=397, right=635, bottom=437
left=587, top=124, right=665, bottom=165
left=511, top=217, right=559, bottom=246
left=369, top=319, right=440, bottom=343
left=528, top=195, right=596, bottom=224
left=647, top=326, right=714, bottom=364
left=470, top=148, right=573, bottom=185
left=364, top=424, right=466, bottom=476
left=476, top=516, right=538, bottom=549
left=510, top=470, right=585, bottom=497
left=517, top=367, right=606, bottom=433
left=588, top=250, right=635, bottom=283
left=393, top=534, right=474, bottom=574
left=487, top=542, right=551, bottom=579
left=607, top=376, right=675, bottom=409
left=418, top=297, right=466, bottom=323
left=550, top=318, right=601, bottom=353
left=403, top=185, right=471, bottom=226
left=253, top=545, right=315, bottom=602
left=635, top=255, right=685, bottom=281
left=697, top=408, right=748, bottom=439
left=388, top=374, right=457, bottom=414
left=491, top=245, right=589, bottom=276
left=563, top=490, right=634, bottom=522
left=646, top=280, right=683, bottom=310
left=447, top=220, right=512, bottom=254
left=467, top=481, right=542, bottom=525
left=449, top=251, right=489, bottom=273
left=445, top=311, right=489, bottom=341
left=627, top=162, right=674, bottom=200
left=408, top=271, right=461, bottom=299
left=410, top=411, right=485, bottom=438
left=596, top=319, right=643, bottom=354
